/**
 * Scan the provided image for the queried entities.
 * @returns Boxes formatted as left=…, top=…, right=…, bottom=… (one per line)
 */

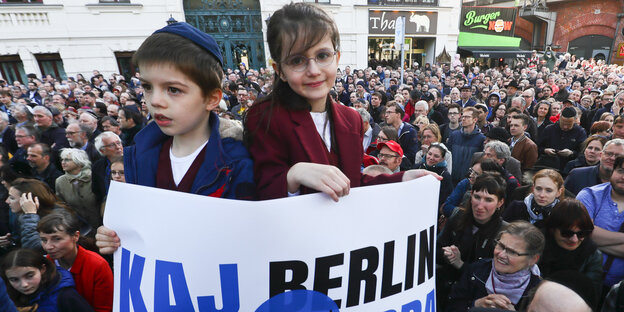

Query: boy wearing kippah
left=96, top=22, right=255, bottom=253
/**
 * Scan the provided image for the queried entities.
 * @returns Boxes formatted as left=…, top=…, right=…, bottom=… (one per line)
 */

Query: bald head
left=527, top=281, right=591, bottom=312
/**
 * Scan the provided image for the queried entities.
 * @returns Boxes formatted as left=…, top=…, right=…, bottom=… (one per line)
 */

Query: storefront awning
left=458, top=32, right=521, bottom=48
left=458, top=46, right=533, bottom=58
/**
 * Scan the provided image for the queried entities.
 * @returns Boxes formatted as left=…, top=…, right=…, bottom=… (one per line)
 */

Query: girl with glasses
left=538, top=199, right=602, bottom=300
left=245, top=3, right=439, bottom=201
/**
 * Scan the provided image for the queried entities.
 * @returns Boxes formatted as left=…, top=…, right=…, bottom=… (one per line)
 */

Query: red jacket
left=49, top=246, right=113, bottom=312
left=246, top=97, right=404, bottom=200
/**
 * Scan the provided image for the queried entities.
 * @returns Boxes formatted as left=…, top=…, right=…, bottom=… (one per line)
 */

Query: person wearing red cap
left=377, top=140, right=403, bottom=173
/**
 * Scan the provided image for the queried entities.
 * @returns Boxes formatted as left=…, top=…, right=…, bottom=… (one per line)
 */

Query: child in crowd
left=245, top=2, right=439, bottom=201
left=96, top=22, right=255, bottom=254
left=39, top=209, right=113, bottom=312
left=1, top=248, right=94, bottom=311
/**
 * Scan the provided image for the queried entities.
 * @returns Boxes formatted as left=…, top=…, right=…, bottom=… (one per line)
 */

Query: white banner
left=105, top=176, right=439, bottom=312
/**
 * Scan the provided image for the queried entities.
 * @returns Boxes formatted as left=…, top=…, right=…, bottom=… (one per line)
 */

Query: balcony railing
left=368, top=0, right=438, bottom=6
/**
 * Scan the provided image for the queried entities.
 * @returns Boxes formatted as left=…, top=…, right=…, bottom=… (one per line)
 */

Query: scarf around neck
left=524, top=193, right=559, bottom=224
left=485, top=260, right=539, bottom=304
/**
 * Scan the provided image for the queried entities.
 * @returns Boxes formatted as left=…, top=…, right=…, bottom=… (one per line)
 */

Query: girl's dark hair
left=480, top=158, right=506, bottom=177
left=37, top=208, right=81, bottom=235
left=1, top=248, right=57, bottom=306
left=457, top=173, right=506, bottom=230
left=10, top=178, right=61, bottom=216
left=132, top=32, right=223, bottom=96
left=265, top=2, right=340, bottom=112
left=543, top=199, right=594, bottom=233
left=380, top=125, right=399, bottom=142
left=428, top=144, right=446, bottom=158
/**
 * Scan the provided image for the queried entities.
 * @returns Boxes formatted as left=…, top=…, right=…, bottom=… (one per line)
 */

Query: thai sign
left=460, top=6, right=517, bottom=37
left=369, top=10, right=438, bottom=35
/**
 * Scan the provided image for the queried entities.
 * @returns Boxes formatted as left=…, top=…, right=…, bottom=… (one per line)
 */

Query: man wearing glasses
left=376, top=141, right=403, bottom=173
left=92, top=132, right=124, bottom=204
left=384, top=102, right=419, bottom=168
left=577, top=155, right=624, bottom=291
left=566, top=139, right=624, bottom=195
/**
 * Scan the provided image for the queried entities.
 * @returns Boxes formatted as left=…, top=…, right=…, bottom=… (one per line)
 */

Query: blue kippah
left=153, top=22, right=224, bottom=69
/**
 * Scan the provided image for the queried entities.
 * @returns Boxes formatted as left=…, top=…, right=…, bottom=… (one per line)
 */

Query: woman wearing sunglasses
left=538, top=199, right=602, bottom=298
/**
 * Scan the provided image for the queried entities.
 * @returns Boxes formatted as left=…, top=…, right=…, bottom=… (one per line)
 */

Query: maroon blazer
left=246, top=97, right=404, bottom=200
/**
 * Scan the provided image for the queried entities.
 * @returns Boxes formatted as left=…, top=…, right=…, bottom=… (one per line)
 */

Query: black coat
left=447, top=259, right=541, bottom=312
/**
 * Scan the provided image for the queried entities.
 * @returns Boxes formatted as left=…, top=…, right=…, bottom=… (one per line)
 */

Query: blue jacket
left=28, top=267, right=81, bottom=312
left=124, top=112, right=255, bottom=199
left=564, top=165, right=601, bottom=195
left=398, top=122, right=420, bottom=166
left=0, top=277, right=17, bottom=312
left=447, top=127, right=485, bottom=184
left=442, top=178, right=471, bottom=217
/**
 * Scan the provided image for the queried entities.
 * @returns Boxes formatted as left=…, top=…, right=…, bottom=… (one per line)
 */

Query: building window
left=115, top=51, right=137, bottom=81
left=35, top=53, right=67, bottom=81
left=0, top=55, right=27, bottom=85
left=368, top=0, right=437, bottom=5
left=0, top=0, right=43, bottom=3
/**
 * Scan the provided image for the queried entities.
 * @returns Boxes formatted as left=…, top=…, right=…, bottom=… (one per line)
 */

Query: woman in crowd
left=486, top=92, right=501, bottom=117
left=38, top=209, right=113, bottom=312
left=503, top=169, right=565, bottom=228
left=590, top=121, right=611, bottom=137
left=417, top=144, right=453, bottom=208
left=414, top=124, right=452, bottom=173
left=563, top=135, right=607, bottom=175
left=55, top=148, right=99, bottom=237
left=538, top=199, right=603, bottom=297
left=4, top=178, right=62, bottom=250
left=1, top=248, right=94, bottom=311
left=436, top=173, right=507, bottom=311
left=245, top=2, right=438, bottom=201
left=414, top=115, right=429, bottom=130
left=488, top=103, right=506, bottom=127
left=549, top=101, right=562, bottom=123
left=533, top=100, right=553, bottom=139
left=600, top=112, right=615, bottom=128
left=447, top=221, right=543, bottom=311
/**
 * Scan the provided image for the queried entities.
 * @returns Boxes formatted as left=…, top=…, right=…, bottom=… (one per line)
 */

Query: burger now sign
left=460, top=6, right=517, bottom=37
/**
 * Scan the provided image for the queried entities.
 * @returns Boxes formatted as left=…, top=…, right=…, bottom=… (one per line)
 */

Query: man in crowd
left=440, top=103, right=461, bottom=143
left=65, top=121, right=101, bottom=164
left=377, top=141, right=403, bottom=173
left=27, top=143, right=62, bottom=191
left=384, top=102, right=419, bottom=167
left=10, top=125, right=38, bottom=169
left=447, top=107, right=485, bottom=184
left=0, top=112, right=17, bottom=155
left=538, top=107, right=587, bottom=171
left=509, top=114, right=538, bottom=171
left=566, top=139, right=624, bottom=195
left=32, top=105, right=69, bottom=158
left=577, top=155, right=624, bottom=292
left=456, top=85, right=475, bottom=107
left=93, top=132, right=124, bottom=203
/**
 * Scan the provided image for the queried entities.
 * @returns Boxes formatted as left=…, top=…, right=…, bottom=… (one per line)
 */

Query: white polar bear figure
left=409, top=13, right=430, bottom=33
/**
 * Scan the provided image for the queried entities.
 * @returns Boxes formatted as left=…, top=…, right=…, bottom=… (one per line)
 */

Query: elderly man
left=65, top=121, right=101, bottom=163
left=472, top=140, right=522, bottom=182
left=92, top=131, right=124, bottom=203
left=11, top=103, right=32, bottom=127
left=356, top=108, right=379, bottom=153
left=32, top=105, right=69, bottom=157
left=566, top=139, right=624, bottom=195
left=10, top=125, right=38, bottom=169
left=27, top=143, right=62, bottom=191
left=78, top=111, right=100, bottom=140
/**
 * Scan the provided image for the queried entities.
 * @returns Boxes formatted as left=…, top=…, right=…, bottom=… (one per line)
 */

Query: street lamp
left=167, top=15, right=178, bottom=25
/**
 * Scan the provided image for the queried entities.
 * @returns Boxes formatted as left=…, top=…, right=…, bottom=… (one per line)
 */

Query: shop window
left=115, top=51, right=137, bottom=81
left=35, top=53, right=67, bottom=81
left=0, top=55, right=27, bottom=85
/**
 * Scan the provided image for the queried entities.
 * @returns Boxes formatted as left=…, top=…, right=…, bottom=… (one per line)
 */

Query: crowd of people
left=0, top=2, right=622, bottom=311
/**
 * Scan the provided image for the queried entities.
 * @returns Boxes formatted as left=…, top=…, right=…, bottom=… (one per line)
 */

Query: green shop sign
left=460, top=6, right=517, bottom=37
